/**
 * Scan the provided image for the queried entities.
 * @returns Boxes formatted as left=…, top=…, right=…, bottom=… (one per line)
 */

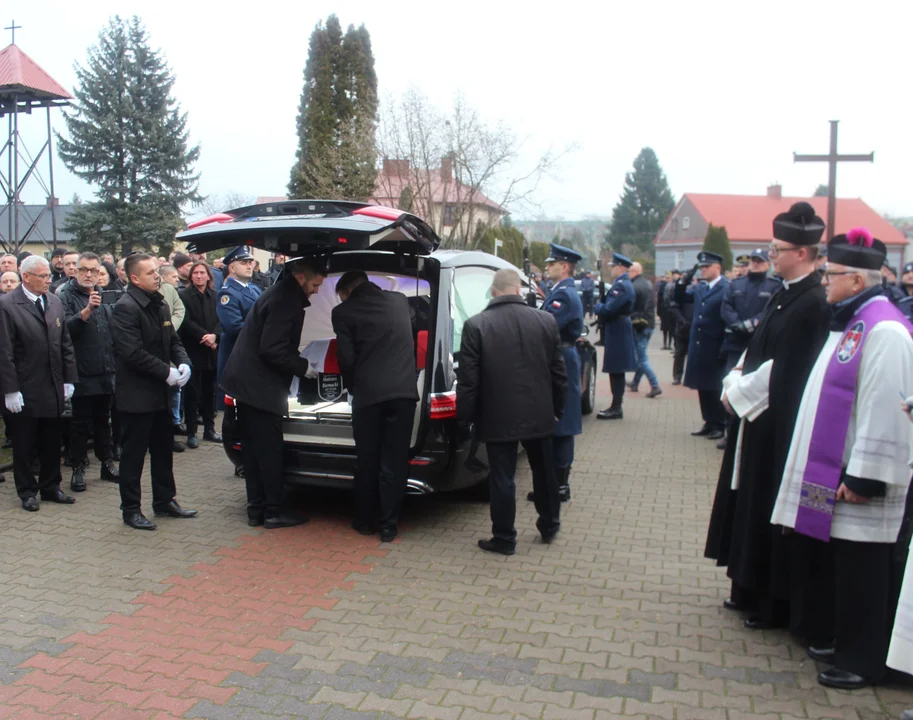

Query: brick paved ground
left=0, top=338, right=909, bottom=719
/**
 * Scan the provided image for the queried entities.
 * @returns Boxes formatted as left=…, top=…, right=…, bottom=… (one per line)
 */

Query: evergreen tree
left=814, top=184, right=829, bottom=197
left=57, top=16, right=200, bottom=256
left=608, top=147, right=675, bottom=255
left=288, top=16, right=378, bottom=200
left=702, top=224, right=733, bottom=271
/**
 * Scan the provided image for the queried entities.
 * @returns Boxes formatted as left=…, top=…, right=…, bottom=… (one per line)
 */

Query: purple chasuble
left=796, top=297, right=913, bottom=542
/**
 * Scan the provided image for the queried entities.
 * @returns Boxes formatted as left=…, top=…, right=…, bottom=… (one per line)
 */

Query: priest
left=771, top=228, right=913, bottom=690
left=705, top=202, right=830, bottom=631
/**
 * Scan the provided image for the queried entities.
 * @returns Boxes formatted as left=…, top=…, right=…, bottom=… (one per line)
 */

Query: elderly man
left=771, top=228, right=913, bottom=689
left=595, top=253, right=637, bottom=420
left=627, top=261, right=662, bottom=398
left=0, top=272, right=19, bottom=294
left=0, top=256, right=78, bottom=511
left=0, top=254, right=17, bottom=275
left=458, top=269, right=566, bottom=554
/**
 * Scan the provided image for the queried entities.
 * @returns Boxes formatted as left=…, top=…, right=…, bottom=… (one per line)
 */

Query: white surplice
left=889, top=556, right=913, bottom=674
left=722, top=354, right=774, bottom=490
left=771, top=297, right=913, bottom=543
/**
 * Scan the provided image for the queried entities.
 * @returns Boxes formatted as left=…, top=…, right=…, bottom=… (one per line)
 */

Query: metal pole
left=12, top=97, right=19, bottom=254
left=6, top=111, right=11, bottom=251
left=826, top=120, right=838, bottom=242
left=46, top=106, right=58, bottom=248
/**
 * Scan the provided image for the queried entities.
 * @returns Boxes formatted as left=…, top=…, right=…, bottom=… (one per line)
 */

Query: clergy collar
left=830, top=285, right=887, bottom=331
left=781, top=272, right=811, bottom=290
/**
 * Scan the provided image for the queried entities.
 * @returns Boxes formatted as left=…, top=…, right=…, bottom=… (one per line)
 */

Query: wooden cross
left=794, top=120, right=873, bottom=242
left=4, top=20, right=20, bottom=45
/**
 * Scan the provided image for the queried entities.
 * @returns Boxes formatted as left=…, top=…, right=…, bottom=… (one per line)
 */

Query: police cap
left=697, top=251, right=723, bottom=266
left=610, top=252, right=633, bottom=268
left=545, top=243, right=583, bottom=265
left=223, top=246, right=255, bottom=266
left=749, top=247, right=770, bottom=261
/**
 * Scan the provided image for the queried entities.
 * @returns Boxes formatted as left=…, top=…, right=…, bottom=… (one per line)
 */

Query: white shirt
left=228, top=276, right=249, bottom=288
left=21, top=285, right=44, bottom=310
left=706, top=276, right=722, bottom=289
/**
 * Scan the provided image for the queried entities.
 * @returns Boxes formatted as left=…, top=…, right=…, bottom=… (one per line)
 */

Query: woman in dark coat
left=178, top=262, right=222, bottom=449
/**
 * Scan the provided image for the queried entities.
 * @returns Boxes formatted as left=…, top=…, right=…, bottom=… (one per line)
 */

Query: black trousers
left=69, top=394, right=113, bottom=465
left=554, top=434, right=574, bottom=470
left=352, top=399, right=416, bottom=532
left=788, top=534, right=836, bottom=647
left=581, top=292, right=594, bottom=316
left=118, top=410, right=176, bottom=514
left=486, top=437, right=560, bottom=546
left=237, top=402, right=284, bottom=519
left=673, top=333, right=689, bottom=382
left=185, top=367, right=216, bottom=437
left=698, top=389, right=726, bottom=429
left=11, top=415, right=62, bottom=501
left=609, top=373, right=626, bottom=409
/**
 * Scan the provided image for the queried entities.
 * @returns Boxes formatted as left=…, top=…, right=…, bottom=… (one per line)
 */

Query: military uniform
left=595, top=253, right=636, bottom=420
left=216, top=247, right=262, bottom=386
left=899, top=262, right=913, bottom=321
left=720, top=248, right=780, bottom=373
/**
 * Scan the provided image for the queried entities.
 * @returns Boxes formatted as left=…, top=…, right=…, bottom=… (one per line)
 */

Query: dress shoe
left=21, top=496, right=39, bottom=512
left=597, top=408, right=623, bottom=420
left=186, top=435, right=200, bottom=450
left=478, top=539, right=516, bottom=556
left=691, top=425, right=712, bottom=437
left=172, top=440, right=185, bottom=453
left=154, top=500, right=198, bottom=518
left=203, top=429, right=222, bottom=443
left=645, top=387, right=662, bottom=399
left=716, top=439, right=727, bottom=450
left=70, top=465, right=87, bottom=493
left=540, top=530, right=558, bottom=544
left=352, top=521, right=374, bottom=536
left=558, top=485, right=570, bottom=503
left=627, top=381, right=639, bottom=392
left=672, top=379, right=682, bottom=386
left=707, top=429, right=725, bottom=440
left=817, top=668, right=871, bottom=690
left=807, top=646, right=835, bottom=664
left=722, top=597, right=745, bottom=611
left=112, top=444, right=122, bottom=461
left=173, top=423, right=187, bottom=435
left=248, top=511, right=265, bottom=527
left=743, top=615, right=786, bottom=630
left=101, top=459, right=120, bottom=482
left=264, top=513, right=309, bottom=530
left=40, top=488, right=75, bottom=504
left=123, top=512, right=156, bottom=530
left=380, top=527, right=398, bottom=543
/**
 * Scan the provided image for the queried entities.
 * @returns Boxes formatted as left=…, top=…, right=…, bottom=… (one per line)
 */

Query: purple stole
left=796, top=297, right=913, bottom=542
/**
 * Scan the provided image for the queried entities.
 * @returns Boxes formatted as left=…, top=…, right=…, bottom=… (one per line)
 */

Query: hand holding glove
left=176, top=364, right=192, bottom=388
left=4, top=392, right=23, bottom=413
left=64, top=384, right=75, bottom=401
left=347, top=393, right=354, bottom=408
left=166, top=367, right=182, bottom=386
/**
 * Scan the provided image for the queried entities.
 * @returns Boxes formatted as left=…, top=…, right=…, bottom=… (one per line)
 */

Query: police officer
left=676, top=251, right=729, bottom=440
left=720, top=248, right=780, bottom=375
left=580, top=270, right=596, bottom=318
left=898, top=262, right=913, bottom=321
left=216, top=247, right=262, bottom=386
left=595, top=253, right=637, bottom=420
left=527, top=244, right=583, bottom=503
left=734, top=255, right=750, bottom=277
left=883, top=260, right=907, bottom=304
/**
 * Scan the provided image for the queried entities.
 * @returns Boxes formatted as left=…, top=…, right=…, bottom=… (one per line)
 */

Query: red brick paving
left=5, top=519, right=387, bottom=718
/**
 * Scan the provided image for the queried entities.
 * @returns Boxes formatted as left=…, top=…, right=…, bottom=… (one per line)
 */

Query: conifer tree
left=702, top=223, right=733, bottom=271
left=608, top=148, right=675, bottom=255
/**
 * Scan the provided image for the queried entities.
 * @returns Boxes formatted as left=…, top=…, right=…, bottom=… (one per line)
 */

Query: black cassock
left=704, top=273, right=830, bottom=619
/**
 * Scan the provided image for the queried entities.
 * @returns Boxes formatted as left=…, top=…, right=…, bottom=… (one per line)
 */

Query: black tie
left=35, top=297, right=44, bottom=315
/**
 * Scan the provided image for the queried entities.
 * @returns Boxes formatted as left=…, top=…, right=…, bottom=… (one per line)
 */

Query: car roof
left=431, top=250, right=521, bottom=271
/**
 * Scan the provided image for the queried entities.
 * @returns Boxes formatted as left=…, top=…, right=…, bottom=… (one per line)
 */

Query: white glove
left=166, top=367, right=181, bottom=386
left=4, top=391, right=23, bottom=413
left=64, top=384, right=75, bottom=401
left=176, top=364, right=192, bottom=388
left=347, top=393, right=354, bottom=408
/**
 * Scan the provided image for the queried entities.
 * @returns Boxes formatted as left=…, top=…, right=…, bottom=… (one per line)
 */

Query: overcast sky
left=12, top=0, right=913, bottom=221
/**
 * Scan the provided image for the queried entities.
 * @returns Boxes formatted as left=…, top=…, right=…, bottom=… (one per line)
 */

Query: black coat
left=178, top=286, right=222, bottom=373
left=57, top=279, right=116, bottom=397
left=111, top=284, right=191, bottom=413
left=221, top=274, right=310, bottom=416
left=0, top=286, right=78, bottom=417
left=631, top=274, right=656, bottom=331
left=456, top=295, right=567, bottom=443
left=331, top=282, right=419, bottom=409
left=705, top=273, right=830, bottom=599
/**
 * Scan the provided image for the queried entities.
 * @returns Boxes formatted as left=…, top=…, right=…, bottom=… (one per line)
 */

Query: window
left=451, top=266, right=495, bottom=354
left=442, top=204, right=458, bottom=226
left=677, top=251, right=685, bottom=266
left=682, top=216, right=691, bottom=230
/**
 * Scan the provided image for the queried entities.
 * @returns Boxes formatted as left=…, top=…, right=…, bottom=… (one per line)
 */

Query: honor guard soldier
left=216, top=246, right=262, bottom=386
left=528, top=244, right=583, bottom=502
left=595, top=253, right=637, bottom=420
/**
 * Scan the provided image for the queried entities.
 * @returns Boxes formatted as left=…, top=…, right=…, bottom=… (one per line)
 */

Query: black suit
left=221, top=275, right=311, bottom=520
left=331, top=282, right=419, bottom=533
left=111, top=285, right=191, bottom=514
left=178, top=286, right=222, bottom=437
left=0, top=286, right=78, bottom=501
left=457, top=295, right=567, bottom=546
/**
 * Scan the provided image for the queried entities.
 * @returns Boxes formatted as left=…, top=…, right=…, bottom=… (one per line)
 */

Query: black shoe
left=203, top=429, right=222, bottom=443
left=743, top=615, right=786, bottom=630
left=172, top=440, right=185, bottom=453
left=716, top=439, right=727, bottom=450
left=627, top=382, right=639, bottom=392
left=691, top=425, right=712, bottom=436
left=722, top=597, right=757, bottom=612
left=21, top=496, right=39, bottom=512
left=807, top=646, right=836, bottom=664
left=264, top=513, right=309, bottom=530
left=597, top=408, right=623, bottom=420
left=248, top=512, right=264, bottom=527
left=70, top=465, right=87, bottom=493
left=817, top=668, right=871, bottom=690
left=101, top=459, right=120, bottom=482
left=380, top=527, right=398, bottom=543
left=2, top=437, right=11, bottom=449
left=173, top=424, right=187, bottom=435
left=645, top=387, right=663, bottom=399
left=352, top=521, right=374, bottom=536
left=558, top=485, right=570, bottom=503
left=707, top=429, right=725, bottom=440
left=112, top=444, right=122, bottom=461
left=40, top=488, right=75, bottom=504
left=540, top=530, right=558, bottom=544
left=478, top=539, right=515, bottom=556
left=526, top=491, right=536, bottom=502
left=123, top=512, right=156, bottom=530
left=672, top=379, right=682, bottom=386
left=154, top=500, right=198, bottom=518
left=186, top=435, right=200, bottom=450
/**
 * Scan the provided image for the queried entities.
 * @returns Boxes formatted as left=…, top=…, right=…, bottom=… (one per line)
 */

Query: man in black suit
left=331, top=271, right=419, bottom=542
left=221, top=257, right=326, bottom=529
left=112, top=253, right=197, bottom=530
left=457, top=269, right=567, bottom=555
left=0, top=256, right=79, bottom=511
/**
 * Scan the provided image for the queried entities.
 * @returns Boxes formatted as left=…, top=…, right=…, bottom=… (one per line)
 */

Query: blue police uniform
left=720, top=249, right=780, bottom=372
left=594, top=253, right=637, bottom=420
left=898, top=262, right=913, bottom=320
left=216, top=248, right=262, bottom=385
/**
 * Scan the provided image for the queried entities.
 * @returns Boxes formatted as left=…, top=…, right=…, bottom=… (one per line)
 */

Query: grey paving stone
left=273, top=697, right=331, bottom=719
left=339, top=662, right=386, bottom=680
left=254, top=648, right=304, bottom=667
left=459, top=664, right=510, bottom=683
left=222, top=671, right=279, bottom=692
left=488, top=655, right=537, bottom=673
left=23, top=638, right=73, bottom=656
left=747, top=667, right=799, bottom=686
left=36, top=613, right=74, bottom=628
left=599, top=680, right=651, bottom=702
left=629, top=669, right=677, bottom=690
left=186, top=700, right=243, bottom=720
left=702, top=664, right=749, bottom=681
left=225, top=688, right=285, bottom=712
left=345, top=677, right=399, bottom=698
left=369, top=652, right=418, bottom=671
left=323, top=707, right=380, bottom=720
left=381, top=667, right=432, bottom=686
left=554, top=676, right=604, bottom=694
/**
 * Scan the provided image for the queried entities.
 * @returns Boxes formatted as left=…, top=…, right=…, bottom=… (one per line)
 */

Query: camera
left=100, top=289, right=123, bottom=305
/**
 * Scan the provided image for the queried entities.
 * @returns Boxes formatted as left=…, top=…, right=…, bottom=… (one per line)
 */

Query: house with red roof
left=653, top=185, right=908, bottom=275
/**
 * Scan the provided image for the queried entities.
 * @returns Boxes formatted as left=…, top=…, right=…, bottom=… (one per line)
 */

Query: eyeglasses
left=26, top=272, right=51, bottom=280
left=77, top=267, right=99, bottom=274
left=768, top=244, right=801, bottom=257
left=823, top=270, right=859, bottom=279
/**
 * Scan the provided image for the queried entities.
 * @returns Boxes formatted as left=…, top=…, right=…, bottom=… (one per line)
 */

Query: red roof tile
left=656, top=194, right=907, bottom=247
left=0, top=44, right=71, bottom=101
